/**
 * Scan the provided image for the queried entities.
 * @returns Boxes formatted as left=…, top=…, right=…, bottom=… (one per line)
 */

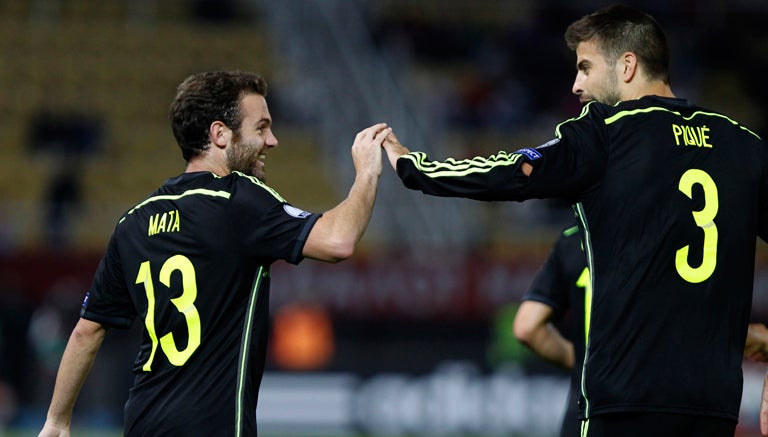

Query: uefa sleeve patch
left=516, top=147, right=542, bottom=160
left=283, top=204, right=311, bottom=218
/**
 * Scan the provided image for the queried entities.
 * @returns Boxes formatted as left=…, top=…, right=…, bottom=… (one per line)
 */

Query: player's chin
left=253, top=166, right=267, bottom=183
left=241, top=161, right=266, bottom=181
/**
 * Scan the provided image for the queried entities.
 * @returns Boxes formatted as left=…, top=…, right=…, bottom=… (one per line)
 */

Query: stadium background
left=0, top=0, right=766, bottom=435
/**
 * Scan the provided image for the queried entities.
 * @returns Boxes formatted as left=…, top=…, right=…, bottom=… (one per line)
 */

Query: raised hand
left=351, top=123, right=390, bottom=178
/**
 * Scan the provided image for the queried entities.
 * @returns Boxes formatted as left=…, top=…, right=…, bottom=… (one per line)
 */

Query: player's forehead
left=238, top=93, right=271, bottom=123
left=575, top=40, right=604, bottom=65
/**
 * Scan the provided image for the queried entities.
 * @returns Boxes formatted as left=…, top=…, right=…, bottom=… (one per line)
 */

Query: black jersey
left=523, top=225, right=587, bottom=343
left=80, top=171, right=320, bottom=436
left=523, top=225, right=587, bottom=437
left=396, top=96, right=768, bottom=421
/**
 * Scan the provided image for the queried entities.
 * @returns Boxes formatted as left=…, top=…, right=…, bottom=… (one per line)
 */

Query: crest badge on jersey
left=283, top=204, right=311, bottom=218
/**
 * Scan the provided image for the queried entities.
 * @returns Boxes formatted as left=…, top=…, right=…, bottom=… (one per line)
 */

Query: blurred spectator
left=43, top=159, right=83, bottom=249
left=0, top=283, right=35, bottom=426
left=28, top=109, right=102, bottom=249
left=28, top=110, right=103, bottom=156
left=27, top=278, right=83, bottom=403
left=0, top=380, right=19, bottom=431
left=25, top=278, right=135, bottom=428
left=0, top=212, right=13, bottom=256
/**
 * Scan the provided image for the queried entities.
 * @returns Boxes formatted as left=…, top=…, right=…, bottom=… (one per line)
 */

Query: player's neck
left=186, top=158, right=229, bottom=176
left=624, top=81, right=675, bottom=101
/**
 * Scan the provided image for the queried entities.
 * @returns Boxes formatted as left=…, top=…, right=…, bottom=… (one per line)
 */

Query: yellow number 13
left=135, top=255, right=201, bottom=370
left=676, top=169, right=719, bottom=283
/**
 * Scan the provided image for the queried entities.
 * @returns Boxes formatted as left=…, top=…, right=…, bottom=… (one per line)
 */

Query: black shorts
left=581, top=412, right=736, bottom=437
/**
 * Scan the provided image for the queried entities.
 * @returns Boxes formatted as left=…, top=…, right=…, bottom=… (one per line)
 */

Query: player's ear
left=620, top=52, right=638, bottom=83
left=209, top=121, right=232, bottom=149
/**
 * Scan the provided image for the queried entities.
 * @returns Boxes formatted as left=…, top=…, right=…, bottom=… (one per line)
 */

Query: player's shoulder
left=618, top=97, right=761, bottom=135
left=227, top=171, right=287, bottom=203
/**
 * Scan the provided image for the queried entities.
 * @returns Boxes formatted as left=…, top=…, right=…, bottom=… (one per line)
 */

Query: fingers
left=386, top=130, right=400, bottom=144
left=356, top=123, right=388, bottom=141
left=353, top=124, right=392, bottom=153
left=353, top=123, right=404, bottom=174
left=373, top=127, right=393, bottom=145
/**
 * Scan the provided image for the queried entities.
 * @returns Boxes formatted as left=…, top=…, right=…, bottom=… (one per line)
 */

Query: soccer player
left=514, top=225, right=586, bottom=437
left=515, top=225, right=768, bottom=437
left=38, top=71, right=390, bottom=436
left=382, top=5, right=768, bottom=436
left=514, top=225, right=585, bottom=437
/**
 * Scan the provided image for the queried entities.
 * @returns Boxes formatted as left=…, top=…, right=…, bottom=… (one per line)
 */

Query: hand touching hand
left=382, top=129, right=410, bottom=171
left=351, top=123, right=390, bottom=179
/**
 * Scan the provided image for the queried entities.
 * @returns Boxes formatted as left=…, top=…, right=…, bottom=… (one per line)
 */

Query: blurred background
left=1, top=0, right=767, bottom=435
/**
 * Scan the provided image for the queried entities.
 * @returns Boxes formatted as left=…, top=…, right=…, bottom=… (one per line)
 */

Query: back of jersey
left=84, top=171, right=320, bottom=435
left=572, top=96, right=768, bottom=420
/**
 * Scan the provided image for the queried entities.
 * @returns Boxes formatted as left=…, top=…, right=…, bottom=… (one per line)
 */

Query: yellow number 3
left=136, top=255, right=202, bottom=370
left=676, top=169, right=718, bottom=283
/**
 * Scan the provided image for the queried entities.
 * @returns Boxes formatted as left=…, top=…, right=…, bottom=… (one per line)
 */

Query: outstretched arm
left=383, top=130, right=534, bottom=178
left=513, top=300, right=574, bottom=370
left=382, top=129, right=540, bottom=201
left=39, top=318, right=107, bottom=437
left=303, top=123, right=390, bottom=263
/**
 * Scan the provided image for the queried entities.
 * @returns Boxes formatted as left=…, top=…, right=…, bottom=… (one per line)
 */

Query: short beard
left=227, top=135, right=264, bottom=181
left=597, top=69, right=622, bottom=106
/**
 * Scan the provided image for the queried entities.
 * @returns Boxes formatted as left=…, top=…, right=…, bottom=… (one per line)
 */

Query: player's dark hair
left=170, top=70, right=269, bottom=162
left=564, top=4, right=670, bottom=84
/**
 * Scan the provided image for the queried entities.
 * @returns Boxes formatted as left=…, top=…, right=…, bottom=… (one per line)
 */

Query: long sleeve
left=395, top=150, right=536, bottom=201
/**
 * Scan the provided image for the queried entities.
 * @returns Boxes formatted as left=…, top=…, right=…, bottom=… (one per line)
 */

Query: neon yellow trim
left=121, top=188, right=231, bottom=223
left=403, top=151, right=523, bottom=178
left=555, top=101, right=596, bottom=138
left=120, top=171, right=287, bottom=224
left=604, top=107, right=761, bottom=139
left=574, top=202, right=594, bottom=418
left=555, top=101, right=761, bottom=140
left=563, top=225, right=579, bottom=237
left=232, top=171, right=286, bottom=202
left=236, top=267, right=265, bottom=437
left=576, top=267, right=591, bottom=344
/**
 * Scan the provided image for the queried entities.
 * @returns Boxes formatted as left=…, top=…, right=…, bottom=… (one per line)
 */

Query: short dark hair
left=564, top=4, right=670, bottom=84
left=170, top=70, right=268, bottom=161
